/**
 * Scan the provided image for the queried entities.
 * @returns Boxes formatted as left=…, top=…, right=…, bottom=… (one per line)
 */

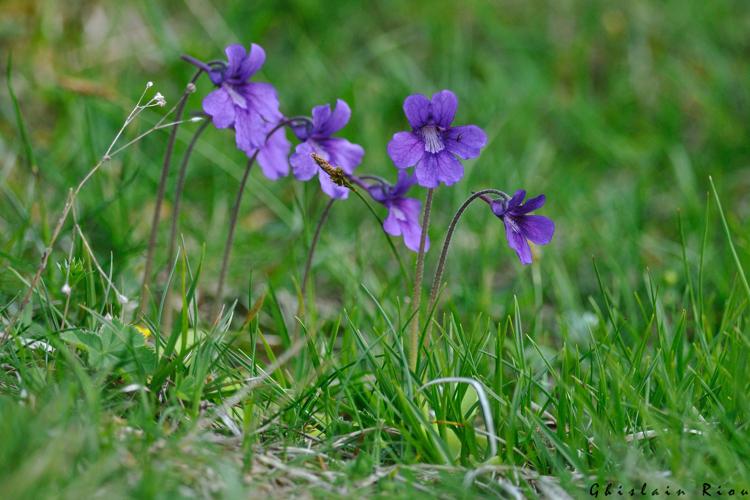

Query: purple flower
left=368, top=171, right=429, bottom=252
left=491, top=190, right=554, bottom=265
left=201, top=44, right=290, bottom=179
left=290, top=99, right=364, bottom=199
left=387, top=90, right=487, bottom=188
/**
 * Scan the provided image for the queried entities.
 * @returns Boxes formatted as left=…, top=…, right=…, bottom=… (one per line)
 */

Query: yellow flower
left=133, top=324, right=151, bottom=339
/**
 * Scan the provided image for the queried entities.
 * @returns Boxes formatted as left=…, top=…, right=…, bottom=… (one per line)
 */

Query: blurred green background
left=1, top=0, right=749, bottom=334
left=2, top=1, right=750, bottom=496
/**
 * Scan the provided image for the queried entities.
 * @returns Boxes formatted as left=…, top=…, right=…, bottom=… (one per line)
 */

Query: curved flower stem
left=138, top=69, right=202, bottom=317
left=214, top=152, right=259, bottom=317
left=267, top=116, right=312, bottom=137
left=166, top=119, right=210, bottom=271
left=425, top=189, right=510, bottom=340
left=212, top=120, right=303, bottom=318
left=311, top=153, right=408, bottom=295
left=301, top=198, right=336, bottom=298
left=408, top=188, right=434, bottom=372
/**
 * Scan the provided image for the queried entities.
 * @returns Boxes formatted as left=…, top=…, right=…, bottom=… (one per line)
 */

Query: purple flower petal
left=403, top=94, right=431, bottom=128
left=240, top=43, right=266, bottom=79
left=319, top=137, right=364, bottom=174
left=507, top=190, right=526, bottom=210
left=504, top=220, right=532, bottom=265
left=241, top=82, right=282, bottom=123
left=382, top=208, right=401, bottom=236
left=311, top=104, right=332, bottom=133
left=396, top=197, right=422, bottom=225
left=517, top=215, right=554, bottom=245
left=434, top=150, right=464, bottom=186
left=444, top=125, right=487, bottom=159
left=383, top=198, right=428, bottom=252
left=257, top=127, right=291, bottom=180
left=318, top=168, right=350, bottom=199
left=387, top=131, right=424, bottom=169
left=234, top=108, right=266, bottom=154
left=490, top=199, right=506, bottom=218
left=392, top=170, right=417, bottom=197
left=512, top=194, right=546, bottom=215
left=202, top=88, right=235, bottom=129
left=401, top=220, right=429, bottom=252
left=430, top=90, right=458, bottom=128
left=290, top=141, right=321, bottom=181
left=414, top=153, right=440, bottom=188
left=224, top=44, right=248, bottom=77
left=313, top=99, right=351, bottom=137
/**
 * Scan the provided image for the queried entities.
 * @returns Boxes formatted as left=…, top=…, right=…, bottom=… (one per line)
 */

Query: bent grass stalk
left=425, top=189, right=509, bottom=341
left=3, top=83, right=175, bottom=341
left=409, top=188, right=434, bottom=372
left=138, top=70, right=202, bottom=317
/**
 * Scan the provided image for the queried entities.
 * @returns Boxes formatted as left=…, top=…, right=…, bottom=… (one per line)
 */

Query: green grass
left=2, top=0, right=750, bottom=497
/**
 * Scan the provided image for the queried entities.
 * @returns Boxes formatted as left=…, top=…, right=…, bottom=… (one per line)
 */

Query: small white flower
left=61, top=283, right=72, bottom=296
left=190, top=116, right=204, bottom=122
left=117, top=294, right=129, bottom=305
left=146, top=81, right=154, bottom=88
left=154, top=92, right=166, bottom=107
left=186, top=82, right=196, bottom=93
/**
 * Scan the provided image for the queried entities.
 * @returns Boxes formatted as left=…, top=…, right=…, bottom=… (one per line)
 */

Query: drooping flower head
left=290, top=99, right=364, bottom=199
left=490, top=190, right=554, bottom=265
left=198, top=44, right=290, bottom=179
left=387, top=90, right=487, bottom=188
left=368, top=171, right=429, bottom=252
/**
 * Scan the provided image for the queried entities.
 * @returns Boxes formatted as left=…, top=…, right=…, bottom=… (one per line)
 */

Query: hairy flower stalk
left=213, top=118, right=307, bottom=315
left=408, top=188, right=433, bottom=371
left=301, top=198, right=336, bottom=298
left=214, top=152, right=258, bottom=315
left=386, top=88, right=487, bottom=371
left=166, top=118, right=210, bottom=270
left=139, top=70, right=202, bottom=316
left=425, top=189, right=509, bottom=338
left=311, top=153, right=410, bottom=281
left=426, top=189, right=555, bottom=340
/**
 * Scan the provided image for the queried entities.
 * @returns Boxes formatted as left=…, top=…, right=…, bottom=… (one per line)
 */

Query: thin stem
left=106, top=117, right=204, bottom=158
left=348, top=175, right=372, bottom=191
left=301, top=198, right=336, bottom=298
left=166, top=119, right=210, bottom=270
left=180, top=54, right=214, bottom=74
left=213, top=120, right=310, bottom=317
left=357, top=174, right=389, bottom=185
left=138, top=69, right=202, bottom=317
left=3, top=83, right=163, bottom=341
left=408, top=188, right=434, bottom=372
left=425, top=189, right=509, bottom=340
left=214, top=152, right=258, bottom=316
left=60, top=230, right=78, bottom=331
